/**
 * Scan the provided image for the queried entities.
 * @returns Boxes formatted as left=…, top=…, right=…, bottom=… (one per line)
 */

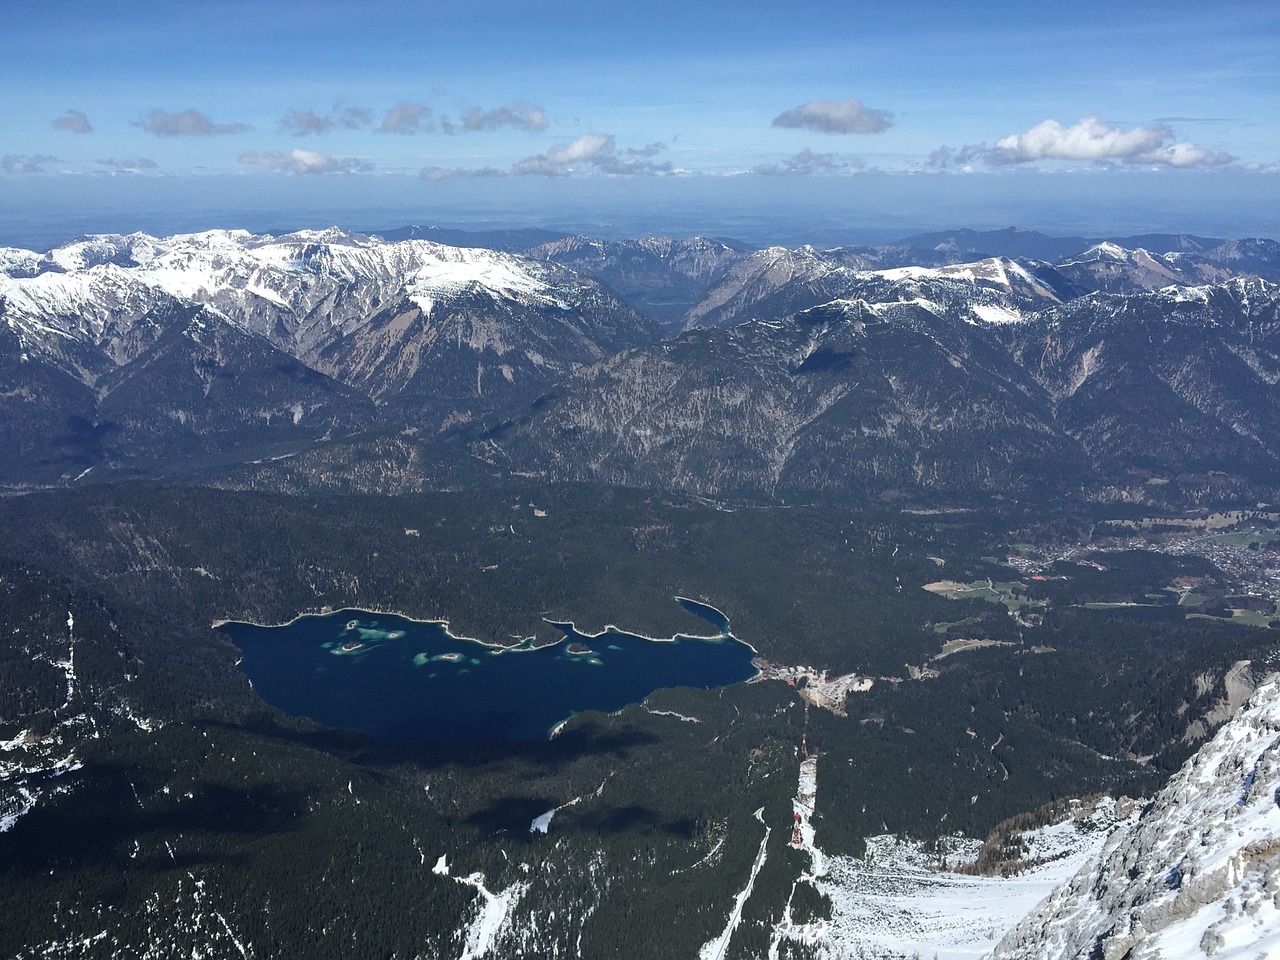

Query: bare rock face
left=481, top=278, right=1280, bottom=506
left=4, top=228, right=1280, bottom=502
left=527, top=234, right=750, bottom=325
left=989, top=671, right=1280, bottom=960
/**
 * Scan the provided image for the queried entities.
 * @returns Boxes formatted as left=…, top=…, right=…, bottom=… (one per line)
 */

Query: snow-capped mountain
left=676, top=235, right=1280, bottom=333
left=0, top=264, right=205, bottom=379
left=1, top=227, right=655, bottom=362
left=680, top=248, right=1071, bottom=332
left=474, top=274, right=1280, bottom=505
left=3, top=226, right=1279, bottom=502
left=1054, top=242, right=1199, bottom=294
left=990, top=672, right=1280, bottom=960
left=0, top=229, right=659, bottom=482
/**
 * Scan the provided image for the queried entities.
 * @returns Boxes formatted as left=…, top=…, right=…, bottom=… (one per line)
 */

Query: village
left=750, top=658, right=878, bottom=716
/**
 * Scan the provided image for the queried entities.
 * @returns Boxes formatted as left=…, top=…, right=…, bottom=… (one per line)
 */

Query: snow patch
left=971, top=302, right=1024, bottom=325
left=452, top=871, right=529, bottom=960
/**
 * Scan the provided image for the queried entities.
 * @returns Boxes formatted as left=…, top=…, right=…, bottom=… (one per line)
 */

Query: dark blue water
left=219, top=604, right=757, bottom=742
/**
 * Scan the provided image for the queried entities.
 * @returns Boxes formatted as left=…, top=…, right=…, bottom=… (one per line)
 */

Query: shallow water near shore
left=219, top=605, right=757, bottom=742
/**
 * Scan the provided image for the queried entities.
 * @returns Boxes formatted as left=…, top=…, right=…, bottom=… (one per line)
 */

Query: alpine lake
left=218, top=599, right=758, bottom=743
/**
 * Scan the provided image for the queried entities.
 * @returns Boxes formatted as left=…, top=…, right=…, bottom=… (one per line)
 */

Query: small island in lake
left=566, top=642, right=593, bottom=655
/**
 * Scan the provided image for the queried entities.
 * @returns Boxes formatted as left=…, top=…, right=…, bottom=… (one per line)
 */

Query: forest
left=1, top=482, right=1277, bottom=958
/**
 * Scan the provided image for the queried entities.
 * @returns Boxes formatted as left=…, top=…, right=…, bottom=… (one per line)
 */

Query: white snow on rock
left=990, top=672, right=1280, bottom=960
left=812, top=830, right=1114, bottom=960
left=0, top=228, right=587, bottom=370
left=768, top=747, right=1135, bottom=960
left=407, top=250, right=560, bottom=315
left=871, top=257, right=1060, bottom=303
left=971, top=302, right=1025, bottom=325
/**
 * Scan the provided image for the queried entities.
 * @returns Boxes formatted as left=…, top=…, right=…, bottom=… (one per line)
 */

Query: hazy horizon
left=4, top=168, right=1278, bottom=252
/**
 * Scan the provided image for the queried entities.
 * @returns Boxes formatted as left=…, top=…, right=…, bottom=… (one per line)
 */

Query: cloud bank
left=754, top=148, right=866, bottom=176
left=53, top=109, right=93, bottom=134
left=96, top=157, right=159, bottom=174
left=419, top=134, right=675, bottom=180
left=239, top=149, right=372, bottom=175
left=772, top=98, right=893, bottom=135
left=934, top=116, right=1234, bottom=169
left=450, top=102, right=550, bottom=134
left=135, top=109, right=249, bottom=136
left=378, top=101, right=551, bottom=135
left=419, top=165, right=508, bottom=181
left=2, top=154, right=61, bottom=174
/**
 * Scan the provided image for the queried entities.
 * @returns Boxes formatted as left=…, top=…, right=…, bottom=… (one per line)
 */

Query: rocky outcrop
left=989, top=672, right=1280, bottom=960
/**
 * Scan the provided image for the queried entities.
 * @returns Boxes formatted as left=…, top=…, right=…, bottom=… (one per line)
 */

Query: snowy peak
left=873, top=257, right=1068, bottom=305
left=0, top=229, right=616, bottom=361
left=1055, top=242, right=1196, bottom=294
left=0, top=228, right=660, bottom=461
left=1068, top=241, right=1132, bottom=263
left=405, top=248, right=562, bottom=315
left=991, top=672, right=1280, bottom=960
left=0, top=247, right=46, bottom=279
left=42, top=232, right=161, bottom=273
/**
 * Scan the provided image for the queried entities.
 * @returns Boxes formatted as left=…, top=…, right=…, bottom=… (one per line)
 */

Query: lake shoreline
left=219, top=603, right=761, bottom=743
left=214, top=597, right=759, bottom=656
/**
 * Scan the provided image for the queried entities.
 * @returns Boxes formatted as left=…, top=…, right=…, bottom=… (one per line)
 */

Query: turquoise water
left=219, top=604, right=757, bottom=742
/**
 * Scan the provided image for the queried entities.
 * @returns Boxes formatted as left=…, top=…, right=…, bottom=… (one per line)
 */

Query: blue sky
left=2, top=1, right=1277, bottom=243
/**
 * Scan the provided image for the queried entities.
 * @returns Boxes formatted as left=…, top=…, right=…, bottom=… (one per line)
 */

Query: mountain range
left=3, top=226, right=1278, bottom=503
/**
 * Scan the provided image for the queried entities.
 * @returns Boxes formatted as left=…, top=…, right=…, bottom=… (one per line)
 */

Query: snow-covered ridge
left=874, top=256, right=1052, bottom=294
left=990, top=672, right=1280, bottom=960
left=1, top=227, right=575, bottom=305
left=1, top=264, right=179, bottom=340
left=0, top=227, right=590, bottom=369
left=405, top=248, right=563, bottom=316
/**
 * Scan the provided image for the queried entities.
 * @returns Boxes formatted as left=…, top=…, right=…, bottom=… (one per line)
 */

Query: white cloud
left=940, top=116, right=1234, bottom=169
left=993, top=116, right=1167, bottom=163
left=1140, top=140, right=1236, bottom=168
left=512, top=134, right=675, bottom=177
left=53, top=109, right=93, bottom=134
left=239, top=149, right=372, bottom=175
left=772, top=98, right=893, bottom=135
left=547, top=132, right=613, bottom=165
left=135, top=109, right=249, bottom=136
